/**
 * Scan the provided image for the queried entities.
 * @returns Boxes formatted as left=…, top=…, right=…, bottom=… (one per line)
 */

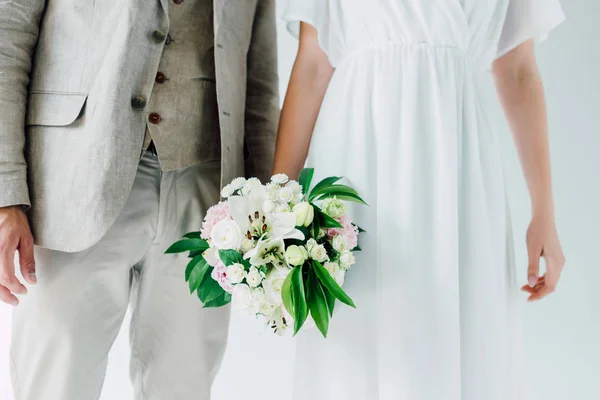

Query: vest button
left=152, top=30, right=166, bottom=43
left=131, top=96, right=147, bottom=110
left=155, top=72, right=166, bottom=84
left=148, top=113, right=161, bottom=125
left=173, top=0, right=184, bottom=4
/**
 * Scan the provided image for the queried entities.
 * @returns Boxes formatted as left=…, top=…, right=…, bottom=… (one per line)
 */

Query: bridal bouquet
left=166, top=169, right=366, bottom=337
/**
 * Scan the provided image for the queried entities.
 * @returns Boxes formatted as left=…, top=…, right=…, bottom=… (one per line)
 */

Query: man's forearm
left=0, top=0, right=46, bottom=207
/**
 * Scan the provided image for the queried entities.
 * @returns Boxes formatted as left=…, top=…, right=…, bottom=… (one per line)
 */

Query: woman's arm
left=492, top=40, right=565, bottom=301
left=272, top=22, right=334, bottom=179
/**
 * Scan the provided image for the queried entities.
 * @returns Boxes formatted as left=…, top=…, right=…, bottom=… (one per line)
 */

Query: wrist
left=531, top=200, right=555, bottom=220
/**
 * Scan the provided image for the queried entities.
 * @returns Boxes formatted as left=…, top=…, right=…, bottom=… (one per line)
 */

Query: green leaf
left=281, top=268, right=295, bottom=316
left=307, top=270, right=330, bottom=338
left=218, top=249, right=244, bottom=266
left=356, top=225, right=366, bottom=233
left=203, top=291, right=232, bottom=308
left=188, top=258, right=210, bottom=294
left=291, top=265, right=309, bottom=335
left=183, top=231, right=202, bottom=239
left=322, top=284, right=336, bottom=317
left=165, top=238, right=210, bottom=254
left=315, top=208, right=343, bottom=229
left=298, top=168, right=315, bottom=198
left=311, top=185, right=368, bottom=205
left=312, top=260, right=356, bottom=308
left=308, top=176, right=342, bottom=201
left=310, top=211, right=322, bottom=240
left=197, top=270, right=225, bottom=304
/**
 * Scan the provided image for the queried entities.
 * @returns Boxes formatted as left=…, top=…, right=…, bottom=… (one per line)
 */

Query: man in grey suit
left=0, top=0, right=279, bottom=398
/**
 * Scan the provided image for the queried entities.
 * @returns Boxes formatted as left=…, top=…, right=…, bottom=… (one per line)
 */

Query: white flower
left=221, top=184, right=234, bottom=198
left=266, top=183, right=279, bottom=201
left=262, top=269, right=289, bottom=305
left=324, top=261, right=345, bottom=286
left=293, top=202, right=315, bottom=227
left=251, top=287, right=267, bottom=311
left=286, top=180, right=303, bottom=195
left=339, top=250, right=356, bottom=269
left=246, top=267, right=264, bottom=288
left=332, top=235, right=349, bottom=252
left=230, top=177, right=246, bottom=190
left=210, top=219, right=243, bottom=250
left=226, top=263, right=247, bottom=284
left=241, top=177, right=262, bottom=196
left=203, top=247, right=221, bottom=267
left=262, top=200, right=276, bottom=214
left=276, top=204, right=291, bottom=213
left=232, top=284, right=252, bottom=311
left=278, top=186, right=295, bottom=203
left=259, top=302, right=277, bottom=317
left=271, top=173, right=289, bottom=185
left=317, top=228, right=327, bottom=239
left=307, top=239, right=329, bottom=263
left=246, top=238, right=284, bottom=266
left=321, top=197, right=346, bottom=218
left=285, top=245, right=308, bottom=266
left=240, top=238, right=256, bottom=253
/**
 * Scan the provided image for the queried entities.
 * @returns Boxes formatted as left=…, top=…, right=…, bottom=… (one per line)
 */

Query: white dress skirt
left=282, top=1, right=565, bottom=399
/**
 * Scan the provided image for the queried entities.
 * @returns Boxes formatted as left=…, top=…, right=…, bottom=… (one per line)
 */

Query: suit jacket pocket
left=26, top=92, right=88, bottom=126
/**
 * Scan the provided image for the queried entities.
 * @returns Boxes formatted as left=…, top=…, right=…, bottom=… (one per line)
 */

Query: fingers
left=0, top=251, right=27, bottom=298
left=18, top=234, right=37, bottom=285
left=0, top=285, right=18, bottom=306
left=527, top=242, right=542, bottom=288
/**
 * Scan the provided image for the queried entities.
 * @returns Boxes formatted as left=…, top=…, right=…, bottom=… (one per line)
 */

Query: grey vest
left=145, top=0, right=221, bottom=170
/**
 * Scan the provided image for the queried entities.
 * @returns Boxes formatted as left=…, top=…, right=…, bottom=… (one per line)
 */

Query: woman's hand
left=521, top=213, right=565, bottom=301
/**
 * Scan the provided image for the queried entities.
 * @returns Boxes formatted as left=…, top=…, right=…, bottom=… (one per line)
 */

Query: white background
left=1, top=1, right=599, bottom=399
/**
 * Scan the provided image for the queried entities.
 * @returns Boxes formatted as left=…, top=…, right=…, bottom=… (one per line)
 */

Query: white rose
left=230, top=177, right=246, bottom=190
left=240, top=238, right=256, bottom=253
left=321, top=197, right=346, bottom=218
left=262, top=200, right=276, bottom=214
left=226, top=263, right=247, bottom=284
left=246, top=267, right=264, bottom=288
left=332, top=235, right=349, bottom=252
left=307, top=239, right=329, bottom=263
left=339, top=250, right=356, bottom=269
left=276, top=204, right=291, bottom=213
left=232, top=284, right=252, bottom=311
left=251, top=287, right=267, bottom=311
left=285, top=245, right=308, bottom=266
left=324, top=261, right=345, bottom=286
left=278, top=187, right=294, bottom=203
left=221, top=184, right=235, bottom=198
left=271, top=173, right=289, bottom=185
left=262, top=270, right=289, bottom=305
left=286, top=180, right=303, bottom=195
left=293, top=202, right=315, bottom=227
left=203, top=247, right=221, bottom=267
left=210, top=219, right=243, bottom=250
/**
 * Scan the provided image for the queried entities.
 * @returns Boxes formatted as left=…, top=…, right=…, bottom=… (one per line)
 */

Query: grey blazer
left=0, top=0, right=279, bottom=252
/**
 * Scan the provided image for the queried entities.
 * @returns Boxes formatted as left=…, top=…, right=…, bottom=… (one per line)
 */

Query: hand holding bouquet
left=166, top=169, right=366, bottom=337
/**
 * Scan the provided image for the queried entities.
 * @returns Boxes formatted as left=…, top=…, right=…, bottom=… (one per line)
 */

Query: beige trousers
left=10, top=151, right=230, bottom=400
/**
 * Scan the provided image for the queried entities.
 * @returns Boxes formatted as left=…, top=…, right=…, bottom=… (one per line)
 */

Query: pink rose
left=201, top=202, right=230, bottom=240
left=327, top=215, right=359, bottom=250
left=211, top=261, right=234, bottom=294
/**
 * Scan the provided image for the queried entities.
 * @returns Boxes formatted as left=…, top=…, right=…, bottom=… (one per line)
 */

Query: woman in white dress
left=273, top=1, right=566, bottom=399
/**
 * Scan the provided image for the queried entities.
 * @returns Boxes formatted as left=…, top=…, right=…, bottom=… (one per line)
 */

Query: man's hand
left=0, top=206, right=35, bottom=306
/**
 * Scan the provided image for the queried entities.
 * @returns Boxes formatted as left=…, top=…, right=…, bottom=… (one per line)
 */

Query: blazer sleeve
left=0, top=0, right=46, bottom=208
left=497, top=0, right=565, bottom=59
left=244, top=0, right=280, bottom=183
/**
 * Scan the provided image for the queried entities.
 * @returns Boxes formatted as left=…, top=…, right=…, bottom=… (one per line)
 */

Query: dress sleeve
left=496, top=0, right=565, bottom=58
left=282, top=0, right=337, bottom=65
